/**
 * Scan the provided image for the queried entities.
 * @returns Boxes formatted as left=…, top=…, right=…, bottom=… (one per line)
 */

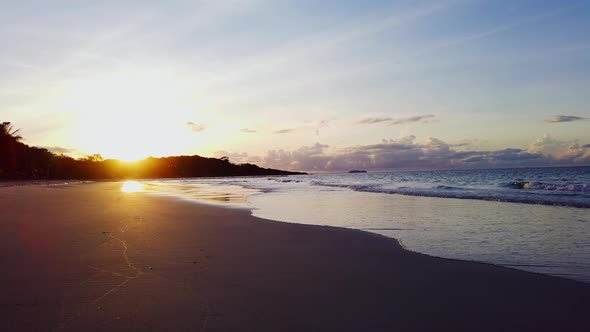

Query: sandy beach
left=1, top=182, right=588, bottom=331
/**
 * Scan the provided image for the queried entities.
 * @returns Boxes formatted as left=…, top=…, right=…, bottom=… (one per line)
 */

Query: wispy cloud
left=357, top=117, right=393, bottom=124
left=544, top=115, right=588, bottom=123
left=240, top=128, right=256, bottom=133
left=186, top=121, right=207, bottom=132
left=387, top=2, right=586, bottom=65
left=274, top=128, right=295, bottom=134
left=189, top=0, right=462, bottom=103
left=391, top=114, right=435, bottom=125
left=357, top=114, right=436, bottom=125
left=273, top=120, right=330, bottom=136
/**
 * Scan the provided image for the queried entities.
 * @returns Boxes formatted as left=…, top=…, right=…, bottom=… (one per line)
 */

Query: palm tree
left=0, top=122, right=23, bottom=177
left=0, top=121, right=22, bottom=141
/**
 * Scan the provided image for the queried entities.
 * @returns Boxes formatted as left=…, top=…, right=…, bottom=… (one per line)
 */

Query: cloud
left=230, top=135, right=590, bottom=172
left=357, top=115, right=436, bottom=125
left=391, top=114, right=435, bottom=125
left=382, top=135, right=416, bottom=145
left=526, top=135, right=590, bottom=164
left=357, top=117, right=393, bottom=124
left=274, top=120, right=329, bottom=137
left=214, top=150, right=261, bottom=164
left=274, top=128, right=295, bottom=134
left=544, top=115, right=588, bottom=123
left=528, top=134, right=572, bottom=156
left=40, top=146, right=76, bottom=154
left=186, top=121, right=206, bottom=132
left=240, top=128, right=256, bottom=133
left=263, top=143, right=330, bottom=171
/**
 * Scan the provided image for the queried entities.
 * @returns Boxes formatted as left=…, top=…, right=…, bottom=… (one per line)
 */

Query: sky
left=1, top=0, right=589, bottom=171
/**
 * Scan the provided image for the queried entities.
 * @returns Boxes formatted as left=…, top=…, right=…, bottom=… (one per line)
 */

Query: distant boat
left=348, top=170, right=367, bottom=173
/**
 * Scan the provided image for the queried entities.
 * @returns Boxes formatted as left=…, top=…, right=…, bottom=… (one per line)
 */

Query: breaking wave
left=507, top=181, right=589, bottom=192
left=309, top=180, right=590, bottom=208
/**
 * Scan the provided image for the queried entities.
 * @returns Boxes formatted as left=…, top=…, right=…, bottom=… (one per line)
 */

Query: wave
left=507, top=181, right=590, bottom=192
left=435, top=185, right=466, bottom=190
left=309, top=180, right=590, bottom=208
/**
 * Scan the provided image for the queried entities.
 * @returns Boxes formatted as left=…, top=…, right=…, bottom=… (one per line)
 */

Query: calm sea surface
left=142, top=166, right=590, bottom=282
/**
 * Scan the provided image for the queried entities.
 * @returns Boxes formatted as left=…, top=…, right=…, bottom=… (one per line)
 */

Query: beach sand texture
left=1, top=182, right=588, bottom=331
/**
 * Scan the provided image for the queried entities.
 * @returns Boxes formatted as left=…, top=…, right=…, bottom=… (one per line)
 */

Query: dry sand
left=0, top=182, right=588, bottom=331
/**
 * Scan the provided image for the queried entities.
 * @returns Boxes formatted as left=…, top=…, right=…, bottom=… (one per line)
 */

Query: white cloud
left=221, top=135, right=590, bottom=172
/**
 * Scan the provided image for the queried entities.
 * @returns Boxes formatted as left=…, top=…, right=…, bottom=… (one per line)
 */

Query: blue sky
left=1, top=0, right=589, bottom=170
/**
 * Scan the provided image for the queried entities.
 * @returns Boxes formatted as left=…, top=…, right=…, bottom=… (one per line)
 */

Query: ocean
left=141, top=166, right=590, bottom=283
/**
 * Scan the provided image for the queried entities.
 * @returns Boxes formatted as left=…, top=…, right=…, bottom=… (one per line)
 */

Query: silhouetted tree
left=0, top=121, right=305, bottom=180
left=0, top=122, right=23, bottom=178
left=0, top=122, right=22, bottom=141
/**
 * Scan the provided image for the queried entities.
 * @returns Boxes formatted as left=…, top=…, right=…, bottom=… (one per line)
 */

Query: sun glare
left=121, top=181, right=144, bottom=193
left=64, top=71, right=205, bottom=161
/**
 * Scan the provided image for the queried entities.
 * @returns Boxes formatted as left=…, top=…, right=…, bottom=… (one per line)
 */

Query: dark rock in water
left=348, top=170, right=367, bottom=173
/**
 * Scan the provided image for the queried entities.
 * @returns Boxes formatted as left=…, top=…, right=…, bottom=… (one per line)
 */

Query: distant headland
left=348, top=170, right=367, bottom=173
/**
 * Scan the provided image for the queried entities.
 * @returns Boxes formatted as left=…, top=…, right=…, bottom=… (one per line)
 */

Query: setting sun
left=62, top=71, right=204, bottom=161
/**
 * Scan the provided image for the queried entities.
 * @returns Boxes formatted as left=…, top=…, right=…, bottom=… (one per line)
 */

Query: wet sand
left=0, top=182, right=588, bottom=331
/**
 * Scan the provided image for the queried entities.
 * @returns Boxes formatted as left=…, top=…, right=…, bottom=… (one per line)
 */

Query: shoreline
left=1, top=182, right=588, bottom=331
left=131, top=181, right=590, bottom=286
left=4, top=179, right=589, bottom=282
left=245, top=183, right=590, bottom=283
left=252, top=209, right=586, bottom=284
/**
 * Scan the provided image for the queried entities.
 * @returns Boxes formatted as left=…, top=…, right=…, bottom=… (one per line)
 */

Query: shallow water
left=249, top=188, right=589, bottom=282
left=141, top=167, right=590, bottom=283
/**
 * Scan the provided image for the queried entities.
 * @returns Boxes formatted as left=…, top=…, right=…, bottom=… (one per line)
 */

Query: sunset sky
left=2, top=0, right=589, bottom=171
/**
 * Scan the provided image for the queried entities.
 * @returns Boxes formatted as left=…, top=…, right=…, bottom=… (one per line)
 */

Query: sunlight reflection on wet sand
left=121, top=181, right=145, bottom=193
left=140, top=181, right=257, bottom=208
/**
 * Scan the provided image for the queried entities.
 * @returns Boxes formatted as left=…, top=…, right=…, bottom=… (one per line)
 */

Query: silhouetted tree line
left=0, top=122, right=304, bottom=180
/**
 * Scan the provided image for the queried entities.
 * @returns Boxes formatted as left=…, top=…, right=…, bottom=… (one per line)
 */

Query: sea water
left=143, top=166, right=590, bottom=283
